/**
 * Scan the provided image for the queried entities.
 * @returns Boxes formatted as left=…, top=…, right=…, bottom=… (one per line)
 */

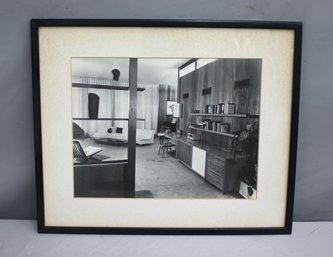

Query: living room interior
left=72, top=57, right=261, bottom=199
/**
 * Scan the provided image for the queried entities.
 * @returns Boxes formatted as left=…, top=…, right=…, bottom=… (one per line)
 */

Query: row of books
left=202, top=120, right=231, bottom=133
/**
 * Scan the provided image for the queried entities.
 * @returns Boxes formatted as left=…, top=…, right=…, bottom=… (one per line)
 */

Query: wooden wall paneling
left=158, top=84, right=167, bottom=131
left=180, top=73, right=194, bottom=134
left=234, top=59, right=250, bottom=131
left=233, top=59, right=261, bottom=130
left=178, top=59, right=261, bottom=148
left=186, top=74, right=193, bottom=135
left=179, top=78, right=184, bottom=131
left=249, top=60, right=261, bottom=115
left=195, top=66, right=204, bottom=112
left=157, top=84, right=177, bottom=131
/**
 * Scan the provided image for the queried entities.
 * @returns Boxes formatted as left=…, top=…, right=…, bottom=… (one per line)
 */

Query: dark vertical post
left=177, top=66, right=181, bottom=131
left=126, top=58, right=138, bottom=197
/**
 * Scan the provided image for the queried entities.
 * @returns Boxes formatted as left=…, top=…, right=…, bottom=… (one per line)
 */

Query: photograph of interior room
left=72, top=58, right=261, bottom=199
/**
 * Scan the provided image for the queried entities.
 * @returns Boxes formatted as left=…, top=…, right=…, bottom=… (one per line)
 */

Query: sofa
left=92, top=127, right=155, bottom=145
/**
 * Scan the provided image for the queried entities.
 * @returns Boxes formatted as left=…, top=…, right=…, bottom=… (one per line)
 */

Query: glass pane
left=71, top=58, right=131, bottom=197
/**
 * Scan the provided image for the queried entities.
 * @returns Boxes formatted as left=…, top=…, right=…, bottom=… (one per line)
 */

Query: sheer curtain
left=137, top=83, right=159, bottom=131
left=72, top=76, right=159, bottom=135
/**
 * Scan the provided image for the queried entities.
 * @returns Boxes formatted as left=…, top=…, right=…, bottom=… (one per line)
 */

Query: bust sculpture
left=112, top=69, right=120, bottom=81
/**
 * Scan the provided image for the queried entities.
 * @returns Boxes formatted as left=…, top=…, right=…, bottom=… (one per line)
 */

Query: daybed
left=92, top=127, right=155, bottom=145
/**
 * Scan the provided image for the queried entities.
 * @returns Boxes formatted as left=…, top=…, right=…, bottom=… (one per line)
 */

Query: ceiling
left=71, top=58, right=190, bottom=86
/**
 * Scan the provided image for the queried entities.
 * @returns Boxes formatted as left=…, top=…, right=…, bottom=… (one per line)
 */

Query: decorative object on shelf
left=221, top=123, right=231, bottom=133
left=203, top=119, right=212, bottom=130
left=111, top=68, right=120, bottom=81
left=218, top=103, right=225, bottom=114
left=88, top=93, right=99, bottom=119
left=206, top=104, right=213, bottom=114
left=227, top=102, right=236, bottom=114
left=212, top=104, right=217, bottom=114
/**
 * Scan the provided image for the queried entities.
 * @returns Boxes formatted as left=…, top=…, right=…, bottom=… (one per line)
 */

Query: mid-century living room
left=72, top=57, right=261, bottom=199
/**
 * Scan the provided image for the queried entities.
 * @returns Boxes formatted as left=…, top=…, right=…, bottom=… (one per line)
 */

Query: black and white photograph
left=72, top=58, right=261, bottom=199
left=31, top=19, right=301, bottom=234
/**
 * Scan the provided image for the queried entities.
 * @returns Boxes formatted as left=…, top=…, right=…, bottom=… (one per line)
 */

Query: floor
left=79, top=137, right=232, bottom=198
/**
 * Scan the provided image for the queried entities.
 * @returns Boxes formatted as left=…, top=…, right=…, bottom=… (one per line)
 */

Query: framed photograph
left=31, top=19, right=302, bottom=234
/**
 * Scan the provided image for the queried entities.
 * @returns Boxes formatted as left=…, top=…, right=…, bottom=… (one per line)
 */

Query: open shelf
left=72, top=83, right=145, bottom=91
left=189, top=126, right=237, bottom=138
left=73, top=118, right=145, bottom=121
left=189, top=113, right=259, bottom=118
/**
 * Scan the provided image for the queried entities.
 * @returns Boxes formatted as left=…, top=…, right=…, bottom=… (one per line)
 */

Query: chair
left=73, top=140, right=102, bottom=161
left=158, top=135, right=176, bottom=158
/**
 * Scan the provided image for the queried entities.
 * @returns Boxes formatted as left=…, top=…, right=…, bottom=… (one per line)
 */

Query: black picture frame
left=31, top=19, right=302, bottom=235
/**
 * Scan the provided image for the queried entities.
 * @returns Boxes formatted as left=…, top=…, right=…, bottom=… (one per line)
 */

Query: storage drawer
left=207, top=155, right=225, bottom=167
left=205, top=153, right=227, bottom=191
left=206, top=165, right=225, bottom=180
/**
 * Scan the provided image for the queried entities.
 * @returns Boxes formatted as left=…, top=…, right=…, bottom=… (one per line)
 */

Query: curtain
left=72, top=76, right=160, bottom=135
left=137, top=83, right=159, bottom=131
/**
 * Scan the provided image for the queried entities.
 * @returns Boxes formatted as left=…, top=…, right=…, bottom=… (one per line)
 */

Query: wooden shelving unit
left=189, top=126, right=237, bottom=138
left=72, top=82, right=146, bottom=123
left=73, top=118, right=145, bottom=121
left=72, top=83, right=145, bottom=91
left=189, top=113, right=259, bottom=118
left=188, top=113, right=259, bottom=138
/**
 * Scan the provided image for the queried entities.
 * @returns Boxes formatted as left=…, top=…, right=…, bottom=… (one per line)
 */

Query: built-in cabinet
left=176, top=59, right=260, bottom=194
left=205, top=152, right=244, bottom=192
left=176, top=138, right=244, bottom=193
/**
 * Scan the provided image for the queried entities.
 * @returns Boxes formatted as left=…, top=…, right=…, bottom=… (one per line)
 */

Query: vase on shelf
left=88, top=93, right=99, bottom=119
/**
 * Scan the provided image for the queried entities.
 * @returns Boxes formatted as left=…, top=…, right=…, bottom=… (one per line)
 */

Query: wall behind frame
left=0, top=0, right=332, bottom=221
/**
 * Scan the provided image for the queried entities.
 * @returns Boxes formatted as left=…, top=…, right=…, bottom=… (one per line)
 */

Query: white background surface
left=1, top=220, right=332, bottom=257
left=0, top=0, right=332, bottom=222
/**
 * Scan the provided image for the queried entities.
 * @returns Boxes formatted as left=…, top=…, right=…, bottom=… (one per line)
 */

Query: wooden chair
left=158, top=135, right=176, bottom=158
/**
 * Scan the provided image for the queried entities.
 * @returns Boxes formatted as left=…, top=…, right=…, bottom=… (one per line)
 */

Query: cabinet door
left=176, top=140, right=192, bottom=167
left=192, top=146, right=206, bottom=177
